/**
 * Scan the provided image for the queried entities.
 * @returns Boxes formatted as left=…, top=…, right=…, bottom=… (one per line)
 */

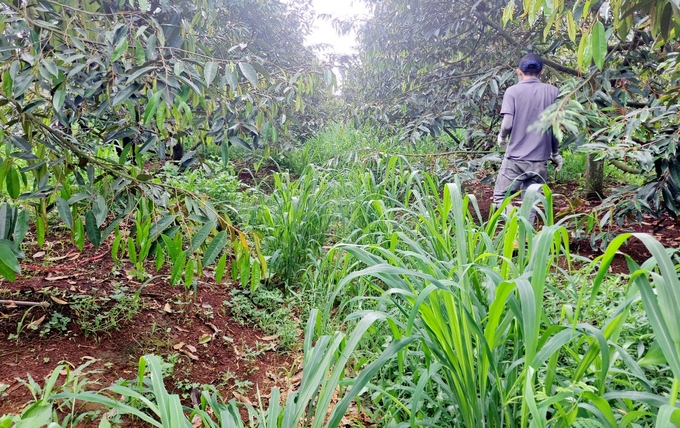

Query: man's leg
left=493, top=159, right=523, bottom=209
left=517, top=161, right=548, bottom=224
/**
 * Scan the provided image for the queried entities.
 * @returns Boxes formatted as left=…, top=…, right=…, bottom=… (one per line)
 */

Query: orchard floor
left=1, top=178, right=680, bottom=424
left=0, top=237, right=301, bottom=422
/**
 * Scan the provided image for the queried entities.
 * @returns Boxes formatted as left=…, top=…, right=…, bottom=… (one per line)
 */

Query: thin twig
left=0, top=300, right=50, bottom=308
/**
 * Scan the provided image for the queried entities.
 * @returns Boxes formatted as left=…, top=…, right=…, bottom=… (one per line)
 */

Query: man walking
left=494, top=53, right=563, bottom=222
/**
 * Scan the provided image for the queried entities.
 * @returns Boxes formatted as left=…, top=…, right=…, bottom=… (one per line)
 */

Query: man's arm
left=497, top=113, right=513, bottom=146
left=550, top=132, right=563, bottom=172
left=500, top=114, right=513, bottom=138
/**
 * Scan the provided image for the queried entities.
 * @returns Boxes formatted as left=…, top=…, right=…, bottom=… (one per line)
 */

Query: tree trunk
left=585, top=154, right=604, bottom=200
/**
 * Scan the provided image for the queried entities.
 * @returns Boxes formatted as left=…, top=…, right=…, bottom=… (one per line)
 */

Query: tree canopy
left=0, top=0, right=333, bottom=279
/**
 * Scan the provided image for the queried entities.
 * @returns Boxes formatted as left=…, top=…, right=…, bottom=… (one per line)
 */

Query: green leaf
left=566, top=11, right=577, bottom=43
left=184, top=258, right=194, bottom=289
left=502, top=0, right=515, bottom=25
left=190, top=221, right=216, bottom=254
left=238, top=62, right=258, bottom=87
left=2, top=70, right=13, bottom=97
left=591, top=21, right=606, bottom=70
left=142, top=91, right=162, bottom=125
left=0, top=240, right=20, bottom=273
left=111, top=83, right=141, bottom=107
left=215, top=253, right=227, bottom=284
left=135, top=39, right=145, bottom=65
left=225, top=64, right=239, bottom=90
left=250, top=259, right=261, bottom=292
left=111, top=232, right=122, bottom=263
left=660, top=2, right=674, bottom=41
left=85, top=210, right=102, bottom=248
left=145, top=34, right=157, bottom=61
left=170, top=252, right=187, bottom=285
left=74, top=217, right=85, bottom=251
left=111, top=37, right=129, bottom=63
left=56, top=197, right=73, bottom=229
left=155, top=243, right=164, bottom=272
left=93, top=195, right=108, bottom=227
left=12, top=210, right=29, bottom=245
left=203, top=231, right=227, bottom=266
left=8, top=135, right=32, bottom=153
left=220, top=141, right=229, bottom=167
left=127, top=237, right=137, bottom=265
left=0, top=259, right=16, bottom=282
left=577, top=30, right=591, bottom=72
left=250, top=61, right=271, bottom=81
left=98, top=416, right=112, bottom=428
left=6, top=165, right=20, bottom=199
left=53, top=89, right=65, bottom=112
left=125, top=66, right=158, bottom=85
left=149, top=215, right=176, bottom=243
left=204, top=61, right=218, bottom=86
left=36, top=216, right=45, bottom=248
left=42, top=58, right=58, bottom=76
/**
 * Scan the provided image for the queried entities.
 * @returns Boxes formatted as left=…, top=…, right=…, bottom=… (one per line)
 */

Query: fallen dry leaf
left=175, top=326, right=189, bottom=332
left=232, top=345, right=242, bottom=357
left=45, top=275, right=70, bottom=282
left=186, top=344, right=197, bottom=353
left=191, top=414, right=202, bottom=428
left=180, top=349, right=199, bottom=361
left=46, top=254, right=70, bottom=262
left=260, top=334, right=279, bottom=341
left=206, top=322, right=220, bottom=335
left=50, top=296, right=68, bottom=305
left=163, top=303, right=173, bottom=313
left=33, top=251, right=46, bottom=259
left=173, top=342, right=185, bottom=350
left=27, top=315, right=46, bottom=329
left=233, top=392, right=252, bottom=406
left=289, top=370, right=303, bottom=386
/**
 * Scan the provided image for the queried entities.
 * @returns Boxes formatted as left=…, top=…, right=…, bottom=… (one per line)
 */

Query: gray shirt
left=500, top=77, right=559, bottom=161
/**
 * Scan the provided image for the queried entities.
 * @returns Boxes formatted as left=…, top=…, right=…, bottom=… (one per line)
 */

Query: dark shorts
left=493, top=159, right=548, bottom=205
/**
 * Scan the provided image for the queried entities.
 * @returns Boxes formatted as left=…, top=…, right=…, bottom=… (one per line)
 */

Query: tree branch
left=473, top=12, right=580, bottom=77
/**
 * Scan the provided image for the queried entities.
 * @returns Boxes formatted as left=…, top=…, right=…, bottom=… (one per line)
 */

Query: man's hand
left=497, top=133, right=507, bottom=147
left=551, top=153, right=564, bottom=172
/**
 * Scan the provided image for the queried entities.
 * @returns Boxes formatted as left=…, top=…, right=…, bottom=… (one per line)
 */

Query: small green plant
left=7, top=306, right=38, bottom=343
left=39, top=312, right=71, bottom=338
left=1, top=359, right=102, bottom=427
left=69, top=286, right=141, bottom=338
left=224, top=287, right=299, bottom=350
left=233, top=379, right=253, bottom=395
left=128, top=209, right=154, bottom=280
left=256, top=167, right=335, bottom=287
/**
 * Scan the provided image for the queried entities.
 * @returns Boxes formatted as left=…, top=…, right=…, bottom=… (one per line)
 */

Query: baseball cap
left=518, top=53, right=543, bottom=73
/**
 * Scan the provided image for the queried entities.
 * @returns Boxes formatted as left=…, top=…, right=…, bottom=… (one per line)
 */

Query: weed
left=233, top=379, right=254, bottom=395
left=39, top=312, right=71, bottom=337
left=224, top=287, right=299, bottom=351
left=70, top=285, right=141, bottom=338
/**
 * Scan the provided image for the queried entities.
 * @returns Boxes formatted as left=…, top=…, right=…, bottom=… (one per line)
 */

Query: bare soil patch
left=0, top=233, right=300, bottom=419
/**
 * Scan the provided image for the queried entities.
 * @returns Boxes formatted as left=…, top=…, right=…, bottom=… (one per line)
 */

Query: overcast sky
left=307, top=0, right=368, bottom=55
